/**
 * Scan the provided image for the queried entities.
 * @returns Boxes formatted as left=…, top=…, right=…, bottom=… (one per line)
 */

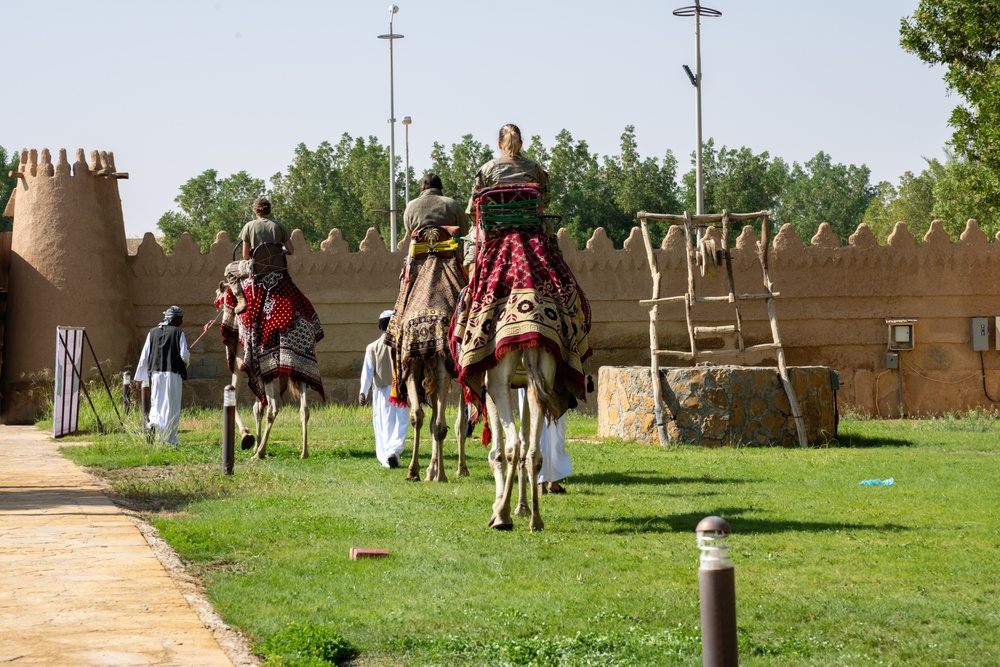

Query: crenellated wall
left=127, top=216, right=1000, bottom=419
left=6, top=146, right=1000, bottom=423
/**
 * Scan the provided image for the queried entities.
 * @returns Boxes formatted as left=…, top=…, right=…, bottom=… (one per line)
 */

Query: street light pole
left=674, top=1, right=721, bottom=216
left=402, top=116, right=412, bottom=203
left=378, top=5, right=404, bottom=250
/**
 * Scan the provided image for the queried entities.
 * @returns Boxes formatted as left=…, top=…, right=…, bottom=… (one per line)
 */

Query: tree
left=603, top=125, right=680, bottom=245
left=778, top=152, right=876, bottom=242
left=901, top=2, right=1000, bottom=172
left=931, top=156, right=1000, bottom=238
left=157, top=169, right=265, bottom=252
left=269, top=141, right=349, bottom=248
left=862, top=161, right=942, bottom=241
left=429, top=135, right=494, bottom=211
left=679, top=140, right=788, bottom=239
left=1, top=146, right=18, bottom=232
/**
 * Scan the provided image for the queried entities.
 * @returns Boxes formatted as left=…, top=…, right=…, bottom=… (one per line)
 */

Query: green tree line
left=4, top=2, right=997, bottom=247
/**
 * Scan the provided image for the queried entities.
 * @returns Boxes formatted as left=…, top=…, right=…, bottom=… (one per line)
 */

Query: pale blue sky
left=6, top=1, right=953, bottom=238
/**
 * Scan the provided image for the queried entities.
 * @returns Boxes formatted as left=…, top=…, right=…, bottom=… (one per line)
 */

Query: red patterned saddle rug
left=216, top=271, right=325, bottom=402
left=384, top=225, right=467, bottom=407
left=450, top=184, right=592, bottom=419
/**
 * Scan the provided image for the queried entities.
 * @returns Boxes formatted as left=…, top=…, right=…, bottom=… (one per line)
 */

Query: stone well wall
left=598, top=365, right=837, bottom=446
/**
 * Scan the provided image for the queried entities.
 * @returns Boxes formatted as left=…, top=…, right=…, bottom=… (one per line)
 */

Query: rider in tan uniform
left=224, top=197, right=294, bottom=314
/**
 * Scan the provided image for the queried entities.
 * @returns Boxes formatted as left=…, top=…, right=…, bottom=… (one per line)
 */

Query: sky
left=6, top=0, right=954, bottom=239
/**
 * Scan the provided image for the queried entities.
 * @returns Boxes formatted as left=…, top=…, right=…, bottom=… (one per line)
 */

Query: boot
left=234, top=291, right=248, bottom=315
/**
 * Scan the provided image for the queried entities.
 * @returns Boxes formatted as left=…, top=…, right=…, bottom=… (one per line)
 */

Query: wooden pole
left=640, top=220, right=670, bottom=446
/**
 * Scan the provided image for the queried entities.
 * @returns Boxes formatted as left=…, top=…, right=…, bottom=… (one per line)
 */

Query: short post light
left=122, top=371, right=132, bottom=414
left=222, top=385, right=236, bottom=475
left=696, top=515, right=738, bottom=667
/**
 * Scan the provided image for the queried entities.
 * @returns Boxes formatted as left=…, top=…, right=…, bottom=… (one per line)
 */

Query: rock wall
left=598, top=365, right=837, bottom=446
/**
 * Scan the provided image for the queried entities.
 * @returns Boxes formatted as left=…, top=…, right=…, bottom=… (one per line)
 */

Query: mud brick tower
left=2, top=148, right=135, bottom=422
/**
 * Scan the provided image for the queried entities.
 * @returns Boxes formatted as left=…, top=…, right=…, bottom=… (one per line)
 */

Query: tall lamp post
left=402, top=115, right=412, bottom=203
left=674, top=0, right=721, bottom=216
left=378, top=4, right=404, bottom=249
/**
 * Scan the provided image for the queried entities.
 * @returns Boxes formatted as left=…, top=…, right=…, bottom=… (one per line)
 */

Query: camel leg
left=405, top=360, right=424, bottom=482
left=426, top=359, right=450, bottom=483
left=486, top=354, right=521, bottom=530
left=484, top=392, right=508, bottom=519
left=523, top=348, right=556, bottom=533
left=454, top=380, right=469, bottom=478
left=514, top=389, right=531, bottom=519
left=231, top=372, right=255, bottom=451
left=253, top=381, right=281, bottom=460
left=297, top=381, right=309, bottom=459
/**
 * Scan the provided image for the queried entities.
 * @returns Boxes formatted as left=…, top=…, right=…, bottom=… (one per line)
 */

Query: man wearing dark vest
left=135, top=306, right=190, bottom=445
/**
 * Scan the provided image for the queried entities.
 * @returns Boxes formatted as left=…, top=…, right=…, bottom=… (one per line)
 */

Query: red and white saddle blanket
left=216, top=271, right=325, bottom=402
left=450, top=184, right=592, bottom=419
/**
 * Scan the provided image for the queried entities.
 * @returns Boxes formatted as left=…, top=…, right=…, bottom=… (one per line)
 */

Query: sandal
left=547, top=482, right=567, bottom=494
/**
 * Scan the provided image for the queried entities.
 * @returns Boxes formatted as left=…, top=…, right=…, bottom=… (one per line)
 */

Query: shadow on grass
left=828, top=432, right=913, bottom=448
left=571, top=471, right=749, bottom=486
left=587, top=507, right=907, bottom=535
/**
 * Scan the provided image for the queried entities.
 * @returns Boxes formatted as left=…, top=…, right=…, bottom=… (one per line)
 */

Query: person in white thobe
left=518, top=388, right=572, bottom=493
left=135, top=306, right=190, bottom=446
left=359, top=310, right=408, bottom=468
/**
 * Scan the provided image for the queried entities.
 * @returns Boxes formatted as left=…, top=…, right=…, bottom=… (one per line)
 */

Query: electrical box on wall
left=886, top=319, right=916, bottom=351
left=885, top=351, right=899, bottom=369
left=972, top=317, right=989, bottom=351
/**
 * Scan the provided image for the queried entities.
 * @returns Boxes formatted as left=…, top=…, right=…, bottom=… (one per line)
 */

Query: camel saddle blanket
left=384, top=226, right=468, bottom=407
left=216, top=271, right=325, bottom=402
left=450, top=223, right=592, bottom=420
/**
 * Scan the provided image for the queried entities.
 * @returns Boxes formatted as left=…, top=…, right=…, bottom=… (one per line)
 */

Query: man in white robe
left=135, top=306, right=190, bottom=445
left=359, top=310, right=408, bottom=468
left=518, top=388, right=571, bottom=493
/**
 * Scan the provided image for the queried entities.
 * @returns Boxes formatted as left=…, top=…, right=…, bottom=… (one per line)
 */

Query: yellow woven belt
left=409, top=238, right=459, bottom=258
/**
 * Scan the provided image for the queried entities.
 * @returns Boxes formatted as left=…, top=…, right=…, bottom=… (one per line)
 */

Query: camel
left=218, top=322, right=311, bottom=459
left=214, top=243, right=324, bottom=460
left=451, top=182, right=592, bottom=531
left=383, top=221, right=468, bottom=482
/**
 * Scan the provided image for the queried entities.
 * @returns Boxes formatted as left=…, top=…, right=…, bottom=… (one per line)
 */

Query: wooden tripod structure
left=636, top=209, right=808, bottom=448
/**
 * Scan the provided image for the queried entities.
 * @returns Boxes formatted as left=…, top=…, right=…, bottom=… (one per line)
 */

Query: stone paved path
left=0, top=424, right=252, bottom=666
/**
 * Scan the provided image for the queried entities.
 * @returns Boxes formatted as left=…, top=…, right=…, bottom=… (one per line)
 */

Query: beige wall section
left=3, top=149, right=135, bottom=422
left=128, top=216, right=1000, bottom=419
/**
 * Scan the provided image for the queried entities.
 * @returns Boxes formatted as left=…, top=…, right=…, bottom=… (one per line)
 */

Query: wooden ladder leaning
left=635, top=209, right=808, bottom=448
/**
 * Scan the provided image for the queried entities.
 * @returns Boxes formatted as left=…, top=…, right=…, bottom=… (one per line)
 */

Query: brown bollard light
left=222, top=385, right=236, bottom=475
left=697, top=515, right=738, bottom=667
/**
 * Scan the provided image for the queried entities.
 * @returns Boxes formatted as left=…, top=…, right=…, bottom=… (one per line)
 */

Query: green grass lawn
left=55, top=401, right=1000, bottom=666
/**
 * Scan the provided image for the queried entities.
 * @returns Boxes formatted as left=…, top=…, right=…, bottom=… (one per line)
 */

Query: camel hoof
left=406, top=475, right=421, bottom=482
left=514, top=504, right=530, bottom=518
left=530, top=518, right=544, bottom=532
left=240, top=434, right=255, bottom=450
left=456, top=466, right=470, bottom=478
left=488, top=516, right=514, bottom=531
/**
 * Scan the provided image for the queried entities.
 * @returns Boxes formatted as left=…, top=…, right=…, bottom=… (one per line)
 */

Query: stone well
left=598, top=365, right=838, bottom=446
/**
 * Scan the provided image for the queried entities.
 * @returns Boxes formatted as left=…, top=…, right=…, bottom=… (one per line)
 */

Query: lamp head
left=402, top=116, right=412, bottom=125
left=389, top=4, right=399, bottom=14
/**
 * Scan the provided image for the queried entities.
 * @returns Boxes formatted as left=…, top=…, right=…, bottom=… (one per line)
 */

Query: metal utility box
left=886, top=319, right=916, bottom=351
left=972, top=317, right=989, bottom=351
left=886, top=351, right=899, bottom=369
